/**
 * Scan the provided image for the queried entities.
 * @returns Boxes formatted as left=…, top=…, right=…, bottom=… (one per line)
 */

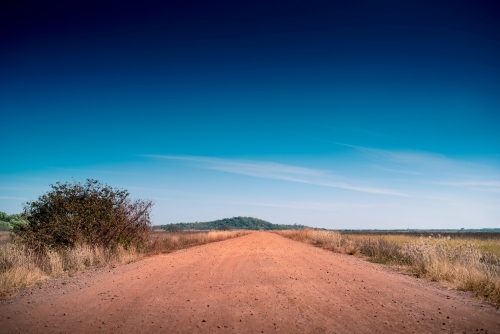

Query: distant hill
left=156, top=216, right=306, bottom=231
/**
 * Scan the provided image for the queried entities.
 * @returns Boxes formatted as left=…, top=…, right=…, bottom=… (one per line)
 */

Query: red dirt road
left=1, top=232, right=499, bottom=333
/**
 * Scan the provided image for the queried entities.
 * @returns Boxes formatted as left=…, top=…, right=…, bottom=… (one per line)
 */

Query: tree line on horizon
left=0, top=211, right=28, bottom=231
left=156, top=216, right=306, bottom=231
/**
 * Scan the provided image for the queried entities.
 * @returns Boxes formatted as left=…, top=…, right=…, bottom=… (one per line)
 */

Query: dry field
left=0, top=230, right=249, bottom=298
left=1, top=232, right=499, bottom=333
left=0, top=231, right=11, bottom=245
left=276, top=229, right=500, bottom=306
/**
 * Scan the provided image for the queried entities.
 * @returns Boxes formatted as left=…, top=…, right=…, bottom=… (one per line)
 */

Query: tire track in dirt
left=1, top=232, right=499, bottom=333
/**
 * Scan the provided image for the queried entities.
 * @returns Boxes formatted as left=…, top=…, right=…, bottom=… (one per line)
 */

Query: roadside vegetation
left=276, top=229, right=500, bottom=306
left=0, top=230, right=248, bottom=298
left=0, top=180, right=249, bottom=298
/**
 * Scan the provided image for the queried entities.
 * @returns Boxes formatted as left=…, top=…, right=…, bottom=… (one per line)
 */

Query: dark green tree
left=12, top=179, right=153, bottom=252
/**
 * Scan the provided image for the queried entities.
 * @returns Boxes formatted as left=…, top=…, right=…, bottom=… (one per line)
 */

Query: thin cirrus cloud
left=330, top=141, right=458, bottom=169
left=437, top=180, right=500, bottom=194
left=331, top=142, right=500, bottom=188
left=0, top=196, right=28, bottom=201
left=439, top=181, right=500, bottom=187
left=242, top=201, right=395, bottom=211
left=146, top=155, right=408, bottom=197
left=372, top=165, right=423, bottom=176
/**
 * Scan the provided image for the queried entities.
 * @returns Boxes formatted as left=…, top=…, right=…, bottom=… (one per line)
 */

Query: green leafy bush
left=0, top=212, right=29, bottom=231
left=12, top=180, right=153, bottom=252
left=0, top=221, right=11, bottom=231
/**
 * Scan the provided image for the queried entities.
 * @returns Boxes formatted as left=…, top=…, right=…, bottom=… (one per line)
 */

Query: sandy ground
left=1, top=232, right=499, bottom=333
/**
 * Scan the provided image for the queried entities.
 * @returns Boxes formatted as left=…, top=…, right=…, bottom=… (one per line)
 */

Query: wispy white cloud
left=330, top=142, right=500, bottom=191
left=322, top=126, right=390, bottom=139
left=242, top=201, right=395, bottom=211
left=372, top=165, right=423, bottom=176
left=471, top=187, right=500, bottom=194
left=0, top=196, right=28, bottom=200
left=435, top=180, right=500, bottom=194
left=438, top=180, right=500, bottom=187
left=147, top=155, right=408, bottom=196
left=330, top=142, right=457, bottom=169
left=0, top=186, right=41, bottom=191
left=54, top=168, right=139, bottom=176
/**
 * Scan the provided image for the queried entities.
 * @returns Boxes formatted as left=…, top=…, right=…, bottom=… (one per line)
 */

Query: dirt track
left=1, top=232, right=499, bottom=333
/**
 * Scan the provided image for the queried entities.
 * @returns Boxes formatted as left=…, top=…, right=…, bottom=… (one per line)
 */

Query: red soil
left=1, top=232, right=499, bottom=333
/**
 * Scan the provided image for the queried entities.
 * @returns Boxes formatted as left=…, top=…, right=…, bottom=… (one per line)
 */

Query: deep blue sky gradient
left=1, top=1, right=499, bottom=227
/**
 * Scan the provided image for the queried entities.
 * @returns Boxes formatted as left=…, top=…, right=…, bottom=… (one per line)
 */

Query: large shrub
left=12, top=179, right=153, bottom=252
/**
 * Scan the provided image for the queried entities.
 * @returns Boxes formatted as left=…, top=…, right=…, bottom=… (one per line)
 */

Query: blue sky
left=1, top=1, right=499, bottom=228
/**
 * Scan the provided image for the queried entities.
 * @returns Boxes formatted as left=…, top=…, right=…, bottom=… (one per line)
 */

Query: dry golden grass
left=0, top=230, right=250, bottom=298
left=0, top=244, right=46, bottom=295
left=0, top=232, right=11, bottom=246
left=146, top=230, right=251, bottom=255
left=276, top=229, right=500, bottom=306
